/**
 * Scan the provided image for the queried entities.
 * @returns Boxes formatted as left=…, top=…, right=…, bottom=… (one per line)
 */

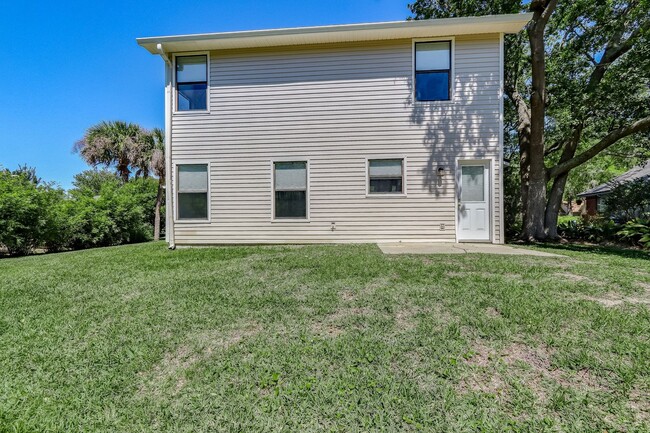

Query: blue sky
left=0, top=0, right=409, bottom=189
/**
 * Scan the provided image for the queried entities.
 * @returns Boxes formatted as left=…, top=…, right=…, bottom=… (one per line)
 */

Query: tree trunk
left=522, top=23, right=547, bottom=240
left=518, top=132, right=531, bottom=228
left=154, top=177, right=164, bottom=241
left=544, top=126, right=582, bottom=238
left=544, top=173, right=568, bottom=239
left=117, top=159, right=130, bottom=183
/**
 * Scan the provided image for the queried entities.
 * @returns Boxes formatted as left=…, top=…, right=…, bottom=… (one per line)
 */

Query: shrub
left=0, top=171, right=66, bottom=255
left=65, top=176, right=157, bottom=250
left=557, top=218, right=620, bottom=243
left=604, top=178, right=650, bottom=221
left=617, top=219, right=650, bottom=249
left=0, top=168, right=160, bottom=256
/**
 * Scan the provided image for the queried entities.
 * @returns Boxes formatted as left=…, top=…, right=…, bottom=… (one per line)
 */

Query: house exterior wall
left=168, top=34, right=504, bottom=244
left=586, top=196, right=598, bottom=216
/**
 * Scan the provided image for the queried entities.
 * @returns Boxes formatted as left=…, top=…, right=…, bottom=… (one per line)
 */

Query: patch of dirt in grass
left=340, top=290, right=356, bottom=302
left=310, top=307, right=374, bottom=337
left=485, top=307, right=502, bottom=318
left=554, top=272, right=603, bottom=285
left=311, top=321, right=345, bottom=338
left=394, top=306, right=431, bottom=331
left=460, top=340, right=608, bottom=403
left=445, top=270, right=523, bottom=282
left=580, top=291, right=650, bottom=307
left=636, top=281, right=650, bottom=290
left=629, top=385, right=650, bottom=422
left=458, top=369, right=508, bottom=396
left=361, top=274, right=396, bottom=295
left=464, top=340, right=495, bottom=367
left=138, top=323, right=261, bottom=397
left=121, top=290, right=142, bottom=302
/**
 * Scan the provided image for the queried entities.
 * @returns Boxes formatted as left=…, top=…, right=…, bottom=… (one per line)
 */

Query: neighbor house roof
left=578, top=161, right=650, bottom=197
left=137, top=14, right=532, bottom=54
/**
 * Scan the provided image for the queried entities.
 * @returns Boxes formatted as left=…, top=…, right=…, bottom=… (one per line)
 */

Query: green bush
left=65, top=175, right=157, bottom=250
left=557, top=218, right=620, bottom=243
left=617, top=219, right=650, bottom=249
left=604, top=178, right=650, bottom=221
left=0, top=171, right=66, bottom=256
left=0, top=168, right=160, bottom=256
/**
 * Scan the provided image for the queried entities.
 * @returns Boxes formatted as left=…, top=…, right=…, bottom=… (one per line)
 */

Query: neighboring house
left=578, top=161, right=650, bottom=216
left=137, top=14, right=531, bottom=246
left=560, top=200, right=586, bottom=217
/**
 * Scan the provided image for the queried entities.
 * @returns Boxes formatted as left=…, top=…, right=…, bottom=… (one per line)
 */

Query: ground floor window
left=274, top=161, right=307, bottom=219
left=177, top=164, right=209, bottom=220
left=368, top=159, right=404, bottom=194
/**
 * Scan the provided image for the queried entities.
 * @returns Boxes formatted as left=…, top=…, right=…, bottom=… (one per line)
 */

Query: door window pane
left=461, top=165, right=485, bottom=202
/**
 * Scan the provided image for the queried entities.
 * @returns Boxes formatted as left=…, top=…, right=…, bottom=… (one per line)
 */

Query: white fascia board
left=137, top=13, right=532, bottom=54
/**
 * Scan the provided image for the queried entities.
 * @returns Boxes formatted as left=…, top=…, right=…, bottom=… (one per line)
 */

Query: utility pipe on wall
left=156, top=43, right=175, bottom=249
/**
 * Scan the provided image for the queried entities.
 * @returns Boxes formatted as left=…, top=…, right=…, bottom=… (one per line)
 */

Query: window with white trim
left=176, top=55, right=207, bottom=111
left=368, top=159, right=404, bottom=194
left=177, top=164, right=208, bottom=220
left=274, top=161, right=307, bottom=219
left=415, top=41, right=451, bottom=101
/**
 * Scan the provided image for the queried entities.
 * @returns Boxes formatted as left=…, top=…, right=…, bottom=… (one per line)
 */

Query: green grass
left=1, top=242, right=649, bottom=432
left=558, top=215, right=581, bottom=224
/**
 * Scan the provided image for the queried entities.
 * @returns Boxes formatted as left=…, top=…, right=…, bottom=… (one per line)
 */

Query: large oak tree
left=409, top=0, right=650, bottom=240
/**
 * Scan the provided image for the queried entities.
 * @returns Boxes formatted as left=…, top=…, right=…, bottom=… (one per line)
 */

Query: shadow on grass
left=527, top=242, right=650, bottom=260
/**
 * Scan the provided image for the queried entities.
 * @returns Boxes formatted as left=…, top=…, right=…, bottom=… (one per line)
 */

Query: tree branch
left=548, top=116, right=650, bottom=178
left=585, top=21, right=647, bottom=94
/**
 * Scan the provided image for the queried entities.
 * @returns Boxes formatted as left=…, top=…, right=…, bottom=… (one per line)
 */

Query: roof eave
left=137, top=13, right=532, bottom=54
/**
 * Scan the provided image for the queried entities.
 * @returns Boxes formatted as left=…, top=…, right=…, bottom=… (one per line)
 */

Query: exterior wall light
left=437, top=166, right=445, bottom=177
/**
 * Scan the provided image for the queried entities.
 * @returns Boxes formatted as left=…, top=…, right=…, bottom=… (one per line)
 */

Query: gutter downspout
left=157, top=43, right=175, bottom=250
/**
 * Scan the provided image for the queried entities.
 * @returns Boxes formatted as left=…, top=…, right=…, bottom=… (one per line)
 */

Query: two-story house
left=137, top=14, right=531, bottom=247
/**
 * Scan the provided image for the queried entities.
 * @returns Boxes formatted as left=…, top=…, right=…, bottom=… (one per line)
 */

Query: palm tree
left=148, top=128, right=165, bottom=241
left=76, top=121, right=165, bottom=241
left=74, top=121, right=148, bottom=182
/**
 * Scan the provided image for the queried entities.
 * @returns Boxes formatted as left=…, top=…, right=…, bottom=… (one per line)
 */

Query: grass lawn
left=1, top=242, right=649, bottom=432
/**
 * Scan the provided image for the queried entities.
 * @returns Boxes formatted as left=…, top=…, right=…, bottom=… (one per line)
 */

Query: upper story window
left=368, top=159, right=404, bottom=194
left=176, top=55, right=208, bottom=111
left=414, top=41, right=451, bottom=102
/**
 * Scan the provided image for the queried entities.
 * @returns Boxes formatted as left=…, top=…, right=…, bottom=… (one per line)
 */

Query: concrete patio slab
left=377, top=242, right=563, bottom=257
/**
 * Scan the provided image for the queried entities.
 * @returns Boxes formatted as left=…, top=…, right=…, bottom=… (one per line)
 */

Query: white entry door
left=457, top=162, right=490, bottom=241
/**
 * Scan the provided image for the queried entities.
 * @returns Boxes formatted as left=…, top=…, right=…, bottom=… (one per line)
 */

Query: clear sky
left=0, top=0, right=410, bottom=189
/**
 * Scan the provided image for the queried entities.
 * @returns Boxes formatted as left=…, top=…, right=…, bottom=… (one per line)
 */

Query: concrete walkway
left=377, top=242, right=563, bottom=257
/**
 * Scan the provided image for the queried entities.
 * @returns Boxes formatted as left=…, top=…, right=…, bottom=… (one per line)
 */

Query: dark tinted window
left=274, top=161, right=307, bottom=219
left=275, top=191, right=306, bottom=218
left=177, top=164, right=208, bottom=220
left=176, top=55, right=208, bottom=111
left=415, top=41, right=451, bottom=101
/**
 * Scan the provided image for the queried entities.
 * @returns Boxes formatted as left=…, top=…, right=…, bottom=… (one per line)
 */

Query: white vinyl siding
left=170, top=35, right=503, bottom=244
